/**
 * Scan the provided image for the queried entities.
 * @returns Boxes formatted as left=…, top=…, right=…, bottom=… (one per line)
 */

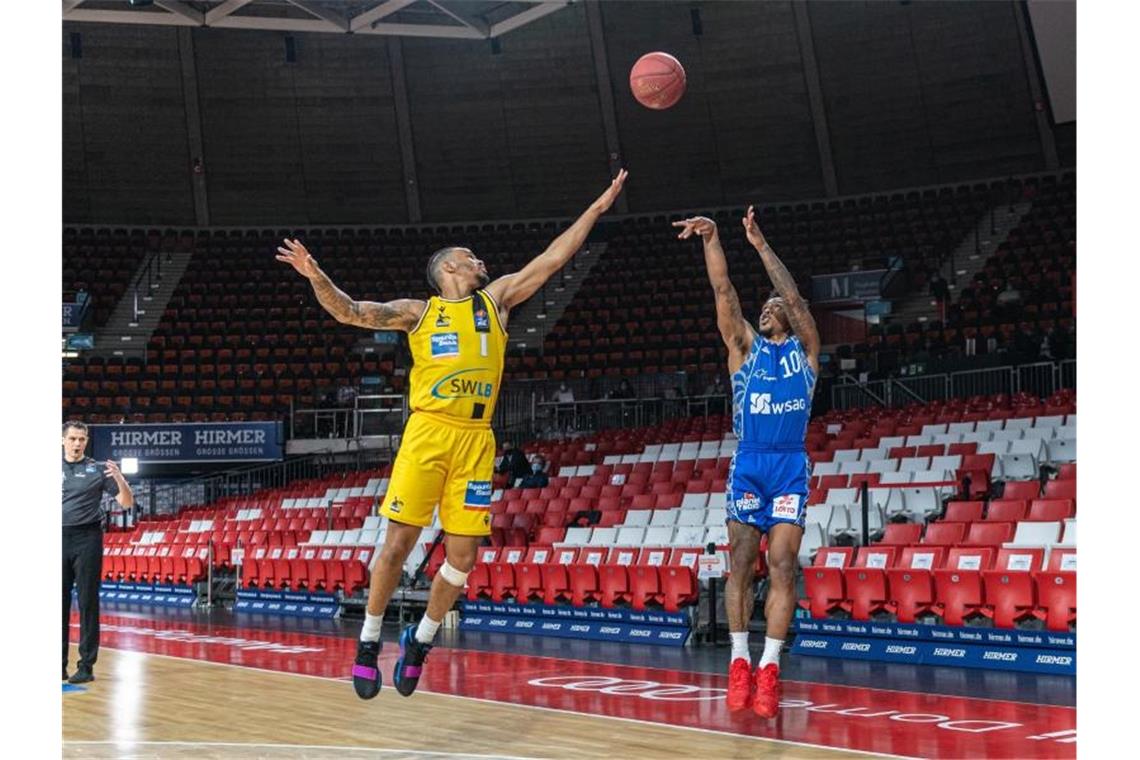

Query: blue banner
left=791, top=634, right=1075, bottom=676
left=233, top=588, right=338, bottom=618
left=62, top=301, right=87, bottom=332
left=96, top=582, right=196, bottom=608
left=793, top=619, right=1075, bottom=649
left=90, top=422, right=284, bottom=464
left=459, top=601, right=691, bottom=646
left=811, top=270, right=889, bottom=303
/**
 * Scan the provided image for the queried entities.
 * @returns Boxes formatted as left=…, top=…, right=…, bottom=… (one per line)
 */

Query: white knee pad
left=439, top=560, right=470, bottom=588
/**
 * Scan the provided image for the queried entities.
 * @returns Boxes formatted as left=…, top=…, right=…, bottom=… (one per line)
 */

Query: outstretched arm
left=673, top=216, right=755, bottom=372
left=485, top=170, right=628, bottom=311
left=276, top=239, right=425, bottom=331
left=742, top=206, right=820, bottom=374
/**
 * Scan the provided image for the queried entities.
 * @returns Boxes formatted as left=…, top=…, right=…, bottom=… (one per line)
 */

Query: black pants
left=63, top=523, right=103, bottom=671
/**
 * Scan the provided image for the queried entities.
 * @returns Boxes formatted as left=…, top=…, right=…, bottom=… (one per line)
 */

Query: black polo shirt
left=62, top=456, right=119, bottom=528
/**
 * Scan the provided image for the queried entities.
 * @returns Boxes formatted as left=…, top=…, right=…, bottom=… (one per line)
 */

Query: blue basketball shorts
left=726, top=446, right=809, bottom=533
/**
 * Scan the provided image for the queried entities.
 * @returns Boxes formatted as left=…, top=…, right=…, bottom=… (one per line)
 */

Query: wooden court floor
left=63, top=646, right=870, bottom=759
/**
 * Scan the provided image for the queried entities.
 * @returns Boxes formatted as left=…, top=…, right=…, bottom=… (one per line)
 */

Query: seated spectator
left=496, top=441, right=531, bottom=486
left=518, top=456, right=550, bottom=489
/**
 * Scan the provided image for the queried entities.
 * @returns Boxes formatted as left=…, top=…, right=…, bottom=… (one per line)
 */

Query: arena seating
left=63, top=173, right=1078, bottom=424
left=63, top=226, right=168, bottom=327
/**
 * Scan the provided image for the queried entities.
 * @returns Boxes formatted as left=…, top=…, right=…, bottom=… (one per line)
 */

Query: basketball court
left=65, top=607, right=1075, bottom=759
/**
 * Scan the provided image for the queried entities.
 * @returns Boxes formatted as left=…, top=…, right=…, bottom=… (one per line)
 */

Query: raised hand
left=672, top=216, right=718, bottom=241
left=743, top=205, right=768, bottom=251
left=275, top=238, right=320, bottom=279
left=589, top=169, right=629, bottom=214
left=103, top=460, right=123, bottom=480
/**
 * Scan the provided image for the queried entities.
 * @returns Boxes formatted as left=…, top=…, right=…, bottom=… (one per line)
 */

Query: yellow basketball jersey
left=407, top=290, right=508, bottom=427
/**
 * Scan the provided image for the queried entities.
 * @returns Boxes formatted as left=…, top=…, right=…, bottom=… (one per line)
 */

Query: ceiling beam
left=426, top=0, right=490, bottom=38
left=209, top=15, right=344, bottom=33
left=349, top=0, right=419, bottom=32
left=62, top=9, right=201, bottom=26
left=154, top=1, right=205, bottom=25
left=357, top=22, right=484, bottom=39
left=489, top=1, right=568, bottom=38
left=285, top=0, right=349, bottom=32
left=204, top=0, right=255, bottom=25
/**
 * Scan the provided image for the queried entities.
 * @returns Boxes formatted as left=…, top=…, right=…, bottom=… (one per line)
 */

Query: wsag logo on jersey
left=750, top=393, right=807, bottom=415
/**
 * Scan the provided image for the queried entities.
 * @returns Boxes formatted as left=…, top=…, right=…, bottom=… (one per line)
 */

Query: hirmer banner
left=90, top=422, right=284, bottom=464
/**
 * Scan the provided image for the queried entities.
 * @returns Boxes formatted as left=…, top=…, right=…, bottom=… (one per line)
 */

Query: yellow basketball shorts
left=379, top=411, right=495, bottom=536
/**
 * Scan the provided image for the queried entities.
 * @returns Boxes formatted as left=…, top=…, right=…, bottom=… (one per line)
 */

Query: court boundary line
left=62, top=740, right=541, bottom=759
left=89, top=613, right=1077, bottom=711
left=86, top=645, right=921, bottom=760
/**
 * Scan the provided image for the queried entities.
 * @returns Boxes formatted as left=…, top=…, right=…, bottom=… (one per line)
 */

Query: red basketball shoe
left=726, top=658, right=753, bottom=711
left=753, top=663, right=781, bottom=718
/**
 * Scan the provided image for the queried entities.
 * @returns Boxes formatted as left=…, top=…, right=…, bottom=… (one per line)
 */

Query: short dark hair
left=426, top=246, right=464, bottom=294
left=63, top=420, right=88, bottom=435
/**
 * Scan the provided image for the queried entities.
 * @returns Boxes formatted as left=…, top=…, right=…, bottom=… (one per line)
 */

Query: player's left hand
left=103, top=460, right=123, bottom=479
left=590, top=169, right=628, bottom=214
left=743, top=205, right=768, bottom=250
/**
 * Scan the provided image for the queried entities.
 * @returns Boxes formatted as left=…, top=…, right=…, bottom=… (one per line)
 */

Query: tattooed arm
left=276, top=238, right=425, bottom=331
left=672, top=216, right=756, bottom=375
left=742, top=206, right=821, bottom=374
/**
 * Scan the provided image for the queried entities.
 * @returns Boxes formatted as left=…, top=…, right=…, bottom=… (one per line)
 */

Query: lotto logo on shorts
left=430, top=333, right=460, bottom=358
left=465, top=481, right=492, bottom=510
left=772, top=494, right=800, bottom=520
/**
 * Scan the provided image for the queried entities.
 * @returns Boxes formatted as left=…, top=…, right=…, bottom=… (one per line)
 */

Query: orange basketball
left=629, top=51, right=686, bottom=110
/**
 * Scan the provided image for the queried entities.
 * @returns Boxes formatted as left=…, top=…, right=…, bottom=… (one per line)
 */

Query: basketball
left=629, top=51, right=686, bottom=110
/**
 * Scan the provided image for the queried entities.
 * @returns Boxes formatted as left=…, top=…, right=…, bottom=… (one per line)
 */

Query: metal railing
left=129, top=250, right=169, bottom=324
left=290, top=394, right=408, bottom=440
left=831, top=359, right=1076, bottom=410
left=138, top=453, right=352, bottom=516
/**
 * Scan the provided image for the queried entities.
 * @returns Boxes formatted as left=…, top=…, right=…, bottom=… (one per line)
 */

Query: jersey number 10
left=779, top=352, right=802, bottom=378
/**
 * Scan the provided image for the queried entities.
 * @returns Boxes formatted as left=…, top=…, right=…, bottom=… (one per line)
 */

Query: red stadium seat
left=597, top=564, right=630, bottom=607
left=964, top=521, right=1014, bottom=546
left=886, top=546, right=946, bottom=623
left=982, top=548, right=1046, bottom=628
left=1043, top=479, right=1076, bottom=501
left=1034, top=571, right=1076, bottom=631
left=660, top=565, right=698, bottom=611
left=986, top=500, right=1028, bottom=522
left=513, top=563, right=545, bottom=603
left=568, top=564, right=600, bottom=606
left=878, top=523, right=922, bottom=546
left=1045, top=547, right=1076, bottom=572
left=488, top=562, right=516, bottom=602
left=628, top=565, right=662, bottom=610
left=799, top=547, right=854, bottom=618
left=922, top=522, right=966, bottom=546
left=943, top=501, right=984, bottom=523
left=1002, top=480, right=1040, bottom=501
left=1027, top=499, right=1075, bottom=521
left=843, top=546, right=897, bottom=621
left=465, top=563, right=492, bottom=601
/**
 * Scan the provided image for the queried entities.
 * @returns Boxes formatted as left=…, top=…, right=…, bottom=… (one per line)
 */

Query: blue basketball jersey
left=731, top=335, right=817, bottom=448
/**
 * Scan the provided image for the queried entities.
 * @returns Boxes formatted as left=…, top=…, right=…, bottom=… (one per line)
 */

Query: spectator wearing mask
left=518, top=456, right=550, bottom=489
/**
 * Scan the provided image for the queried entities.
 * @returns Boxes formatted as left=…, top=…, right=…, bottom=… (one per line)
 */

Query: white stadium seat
left=622, top=510, right=652, bottom=527
left=1007, top=521, right=1063, bottom=547
left=650, top=509, right=679, bottom=527
left=588, top=527, right=618, bottom=546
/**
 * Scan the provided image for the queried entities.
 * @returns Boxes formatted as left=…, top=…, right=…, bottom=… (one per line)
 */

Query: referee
left=62, top=420, right=133, bottom=684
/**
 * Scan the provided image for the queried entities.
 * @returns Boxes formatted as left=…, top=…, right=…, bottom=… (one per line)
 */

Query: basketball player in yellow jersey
left=276, top=169, right=627, bottom=700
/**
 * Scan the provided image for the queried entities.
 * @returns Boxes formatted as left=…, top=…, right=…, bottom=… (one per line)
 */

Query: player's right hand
left=275, top=238, right=319, bottom=278
left=672, top=216, right=718, bottom=241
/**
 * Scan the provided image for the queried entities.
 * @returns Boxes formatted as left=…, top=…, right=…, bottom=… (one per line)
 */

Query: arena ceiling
left=61, top=0, right=573, bottom=39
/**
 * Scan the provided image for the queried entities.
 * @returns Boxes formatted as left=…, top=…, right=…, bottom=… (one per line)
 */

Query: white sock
left=759, top=636, right=783, bottom=668
left=360, top=612, right=383, bottom=643
left=415, top=615, right=441, bottom=645
left=730, top=632, right=750, bottom=663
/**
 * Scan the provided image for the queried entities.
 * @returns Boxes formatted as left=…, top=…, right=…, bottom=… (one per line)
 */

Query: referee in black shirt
left=62, top=420, right=133, bottom=684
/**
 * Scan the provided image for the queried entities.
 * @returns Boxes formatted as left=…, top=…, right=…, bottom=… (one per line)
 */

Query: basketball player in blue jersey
left=674, top=207, right=820, bottom=718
